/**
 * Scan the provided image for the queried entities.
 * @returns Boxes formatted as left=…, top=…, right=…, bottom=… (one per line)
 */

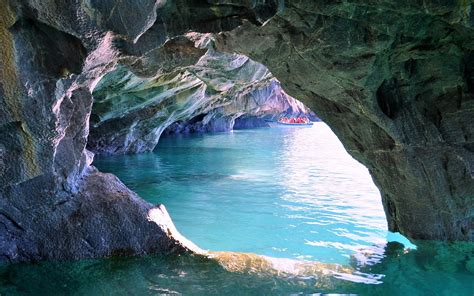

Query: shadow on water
left=0, top=242, right=473, bottom=295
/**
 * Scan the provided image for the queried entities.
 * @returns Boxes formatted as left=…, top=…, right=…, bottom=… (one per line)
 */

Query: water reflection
left=272, top=124, right=403, bottom=263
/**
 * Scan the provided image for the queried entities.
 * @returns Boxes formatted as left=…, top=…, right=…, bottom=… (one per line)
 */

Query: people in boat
left=278, top=116, right=310, bottom=124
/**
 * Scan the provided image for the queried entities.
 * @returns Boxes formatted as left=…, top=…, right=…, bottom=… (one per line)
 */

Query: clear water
left=1, top=123, right=473, bottom=295
left=95, top=122, right=411, bottom=264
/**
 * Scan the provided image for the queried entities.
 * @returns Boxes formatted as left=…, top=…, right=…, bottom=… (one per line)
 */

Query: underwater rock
left=208, top=251, right=353, bottom=277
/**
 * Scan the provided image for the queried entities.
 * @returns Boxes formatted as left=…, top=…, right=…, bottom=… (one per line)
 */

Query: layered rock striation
left=88, top=34, right=312, bottom=154
left=162, top=77, right=314, bottom=135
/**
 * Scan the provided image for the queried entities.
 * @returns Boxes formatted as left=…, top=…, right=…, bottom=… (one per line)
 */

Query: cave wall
left=215, top=1, right=474, bottom=240
left=88, top=37, right=312, bottom=150
left=0, top=0, right=280, bottom=262
left=162, top=77, right=314, bottom=135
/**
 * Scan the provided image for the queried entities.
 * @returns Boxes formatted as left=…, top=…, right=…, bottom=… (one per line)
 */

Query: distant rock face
left=88, top=34, right=311, bottom=154
left=162, top=78, right=316, bottom=135
left=0, top=0, right=473, bottom=263
left=216, top=1, right=474, bottom=240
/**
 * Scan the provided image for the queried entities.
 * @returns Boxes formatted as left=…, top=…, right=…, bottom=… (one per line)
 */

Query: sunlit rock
left=88, top=34, right=312, bottom=154
left=163, top=78, right=315, bottom=134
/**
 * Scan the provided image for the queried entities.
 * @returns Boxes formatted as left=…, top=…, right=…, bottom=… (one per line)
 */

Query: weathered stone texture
left=88, top=36, right=312, bottom=153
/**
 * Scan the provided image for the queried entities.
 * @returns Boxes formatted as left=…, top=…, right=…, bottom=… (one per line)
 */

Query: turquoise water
left=96, top=123, right=411, bottom=264
left=1, top=123, right=473, bottom=295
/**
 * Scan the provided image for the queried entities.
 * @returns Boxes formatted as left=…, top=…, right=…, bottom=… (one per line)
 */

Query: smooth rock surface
left=161, top=78, right=314, bottom=135
left=88, top=34, right=312, bottom=154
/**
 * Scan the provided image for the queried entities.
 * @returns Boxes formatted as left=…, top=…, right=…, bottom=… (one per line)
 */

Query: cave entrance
left=88, top=39, right=414, bottom=264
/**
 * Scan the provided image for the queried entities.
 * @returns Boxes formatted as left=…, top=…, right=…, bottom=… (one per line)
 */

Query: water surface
left=1, top=123, right=472, bottom=295
left=96, top=122, right=409, bottom=264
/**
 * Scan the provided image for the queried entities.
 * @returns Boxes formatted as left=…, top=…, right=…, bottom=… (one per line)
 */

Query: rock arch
left=0, top=0, right=472, bottom=262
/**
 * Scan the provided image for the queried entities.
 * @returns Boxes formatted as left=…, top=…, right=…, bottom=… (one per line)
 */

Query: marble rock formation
left=0, top=0, right=280, bottom=262
left=88, top=33, right=312, bottom=154
left=0, top=0, right=473, bottom=264
left=162, top=78, right=314, bottom=135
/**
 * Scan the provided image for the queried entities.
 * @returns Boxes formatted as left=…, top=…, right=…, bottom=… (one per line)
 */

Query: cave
left=0, top=0, right=473, bottom=294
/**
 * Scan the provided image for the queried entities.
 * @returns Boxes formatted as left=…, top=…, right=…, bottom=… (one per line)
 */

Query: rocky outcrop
left=0, top=170, right=196, bottom=262
left=215, top=1, right=474, bottom=240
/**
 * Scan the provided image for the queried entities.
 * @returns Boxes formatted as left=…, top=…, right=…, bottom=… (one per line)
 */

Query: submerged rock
left=207, top=251, right=356, bottom=280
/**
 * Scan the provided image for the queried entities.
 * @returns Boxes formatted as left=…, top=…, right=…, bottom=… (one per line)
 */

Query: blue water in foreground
left=1, top=123, right=472, bottom=295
